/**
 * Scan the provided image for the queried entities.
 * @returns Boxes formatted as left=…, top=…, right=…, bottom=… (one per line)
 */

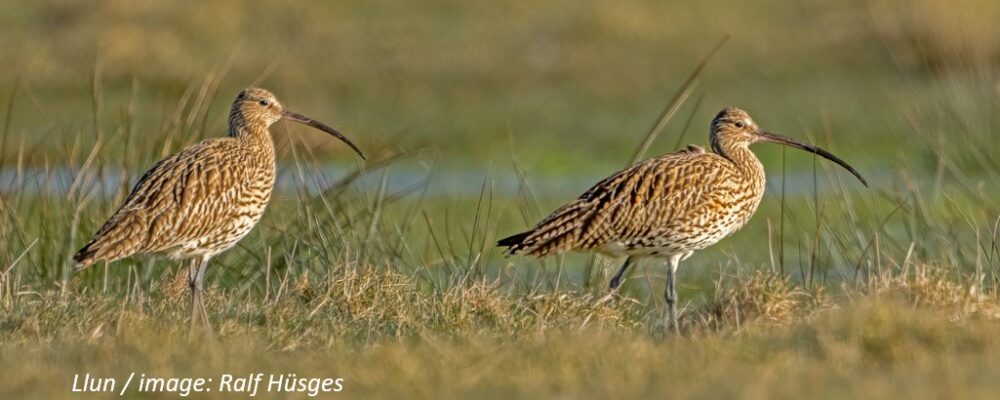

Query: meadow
left=2, top=0, right=1000, bottom=398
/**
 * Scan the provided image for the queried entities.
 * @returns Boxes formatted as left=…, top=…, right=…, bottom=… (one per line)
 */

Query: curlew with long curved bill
left=498, top=107, right=867, bottom=333
left=74, top=87, right=365, bottom=335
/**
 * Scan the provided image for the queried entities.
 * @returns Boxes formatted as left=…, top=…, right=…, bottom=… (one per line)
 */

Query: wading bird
left=74, top=87, right=364, bottom=333
left=498, top=107, right=867, bottom=332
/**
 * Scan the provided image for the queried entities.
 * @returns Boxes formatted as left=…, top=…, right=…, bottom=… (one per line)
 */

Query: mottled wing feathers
left=74, top=139, right=256, bottom=266
left=74, top=155, right=179, bottom=266
left=499, top=147, right=734, bottom=257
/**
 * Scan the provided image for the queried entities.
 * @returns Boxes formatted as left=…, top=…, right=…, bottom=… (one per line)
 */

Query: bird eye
left=259, top=100, right=270, bottom=106
left=734, top=120, right=745, bottom=128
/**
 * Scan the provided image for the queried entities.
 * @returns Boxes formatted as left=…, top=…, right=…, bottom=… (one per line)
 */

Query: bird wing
left=501, top=149, right=736, bottom=256
left=74, top=139, right=255, bottom=265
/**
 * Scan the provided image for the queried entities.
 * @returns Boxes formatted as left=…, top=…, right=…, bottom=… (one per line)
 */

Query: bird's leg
left=663, top=254, right=682, bottom=334
left=609, top=256, right=636, bottom=290
left=187, top=257, right=202, bottom=338
left=193, top=257, right=214, bottom=335
left=187, top=256, right=215, bottom=342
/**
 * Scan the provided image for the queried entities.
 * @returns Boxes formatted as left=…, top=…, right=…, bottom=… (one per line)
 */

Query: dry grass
left=4, top=262, right=1000, bottom=399
left=694, top=271, right=827, bottom=332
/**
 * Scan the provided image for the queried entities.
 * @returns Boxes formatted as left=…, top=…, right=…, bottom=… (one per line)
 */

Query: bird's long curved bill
left=757, top=131, right=868, bottom=187
left=282, top=111, right=365, bottom=159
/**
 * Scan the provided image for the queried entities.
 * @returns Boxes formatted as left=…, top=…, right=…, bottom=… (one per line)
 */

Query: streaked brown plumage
left=498, top=107, right=867, bottom=331
left=74, top=87, right=365, bottom=333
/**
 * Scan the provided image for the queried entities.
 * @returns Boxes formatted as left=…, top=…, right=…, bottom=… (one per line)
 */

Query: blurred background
left=1, top=0, right=998, bottom=297
left=2, top=0, right=998, bottom=168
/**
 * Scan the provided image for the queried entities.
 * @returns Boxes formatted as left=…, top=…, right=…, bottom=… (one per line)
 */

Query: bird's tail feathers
left=497, top=231, right=532, bottom=254
left=497, top=202, right=592, bottom=257
left=72, top=244, right=100, bottom=269
left=73, top=215, right=145, bottom=269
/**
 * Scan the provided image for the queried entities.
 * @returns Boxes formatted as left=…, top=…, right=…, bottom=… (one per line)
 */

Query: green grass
left=2, top=0, right=1000, bottom=398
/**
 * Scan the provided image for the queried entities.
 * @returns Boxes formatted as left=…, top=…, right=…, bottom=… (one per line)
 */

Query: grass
left=4, top=265, right=1000, bottom=399
left=2, top=0, right=1000, bottom=398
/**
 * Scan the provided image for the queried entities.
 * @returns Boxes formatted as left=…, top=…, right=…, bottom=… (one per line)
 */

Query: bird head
left=710, top=107, right=867, bottom=186
left=234, top=87, right=285, bottom=126
left=710, top=107, right=759, bottom=147
left=231, top=87, right=365, bottom=159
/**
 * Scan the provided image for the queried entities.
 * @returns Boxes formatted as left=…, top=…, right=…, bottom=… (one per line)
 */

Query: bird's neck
left=713, top=139, right=765, bottom=188
left=228, top=114, right=276, bottom=161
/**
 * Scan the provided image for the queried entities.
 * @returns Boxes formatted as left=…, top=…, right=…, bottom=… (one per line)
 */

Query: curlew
left=498, top=107, right=867, bottom=332
left=74, top=87, right=364, bottom=333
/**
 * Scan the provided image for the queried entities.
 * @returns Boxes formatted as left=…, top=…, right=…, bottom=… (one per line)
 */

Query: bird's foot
left=650, top=321, right=679, bottom=341
left=649, top=309, right=681, bottom=340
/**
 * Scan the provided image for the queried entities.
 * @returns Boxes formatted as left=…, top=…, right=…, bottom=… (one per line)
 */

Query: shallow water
left=0, top=164, right=875, bottom=200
